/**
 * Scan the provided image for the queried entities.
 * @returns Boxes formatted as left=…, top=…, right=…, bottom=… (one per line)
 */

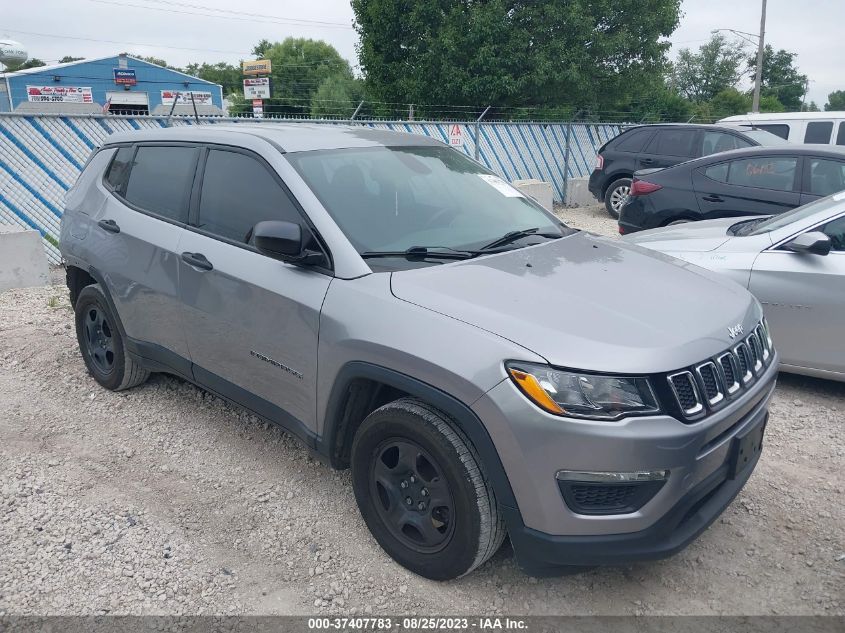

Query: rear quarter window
left=804, top=121, right=834, bottom=144
left=104, top=146, right=134, bottom=191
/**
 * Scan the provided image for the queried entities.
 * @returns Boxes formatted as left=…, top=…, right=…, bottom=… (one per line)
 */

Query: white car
left=626, top=192, right=845, bottom=382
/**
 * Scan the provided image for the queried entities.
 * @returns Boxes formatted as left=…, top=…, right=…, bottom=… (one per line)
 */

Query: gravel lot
left=0, top=204, right=843, bottom=616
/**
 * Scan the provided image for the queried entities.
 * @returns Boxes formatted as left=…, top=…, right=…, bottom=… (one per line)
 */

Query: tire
left=604, top=177, right=632, bottom=219
left=74, top=284, right=149, bottom=391
left=351, top=397, right=505, bottom=580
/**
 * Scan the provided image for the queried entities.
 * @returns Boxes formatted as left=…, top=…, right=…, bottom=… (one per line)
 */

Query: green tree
left=310, top=75, right=366, bottom=118
left=58, top=56, right=84, bottom=64
left=130, top=54, right=179, bottom=70
left=4, top=58, right=46, bottom=72
left=184, top=62, right=241, bottom=95
left=825, top=90, right=845, bottom=111
left=708, top=88, right=751, bottom=118
left=259, top=38, right=354, bottom=115
left=671, top=34, right=746, bottom=103
left=748, top=45, right=807, bottom=111
left=352, top=0, right=681, bottom=116
left=802, top=101, right=820, bottom=112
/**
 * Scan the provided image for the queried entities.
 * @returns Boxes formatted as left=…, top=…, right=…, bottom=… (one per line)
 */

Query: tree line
left=6, top=0, right=845, bottom=121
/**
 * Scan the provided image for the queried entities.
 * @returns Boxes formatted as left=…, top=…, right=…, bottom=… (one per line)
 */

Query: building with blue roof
left=0, top=54, right=224, bottom=115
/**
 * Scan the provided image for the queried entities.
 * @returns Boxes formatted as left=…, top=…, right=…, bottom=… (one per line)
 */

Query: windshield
left=286, top=146, right=567, bottom=257
left=741, top=129, right=791, bottom=146
left=750, top=191, right=845, bottom=235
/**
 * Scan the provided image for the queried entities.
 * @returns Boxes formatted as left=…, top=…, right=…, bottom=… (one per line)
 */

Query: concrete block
left=513, top=179, right=553, bottom=212
left=0, top=224, right=51, bottom=292
left=564, top=176, right=597, bottom=207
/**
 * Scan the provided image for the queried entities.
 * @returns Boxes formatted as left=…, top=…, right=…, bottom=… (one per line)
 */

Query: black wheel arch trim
left=319, top=361, right=520, bottom=513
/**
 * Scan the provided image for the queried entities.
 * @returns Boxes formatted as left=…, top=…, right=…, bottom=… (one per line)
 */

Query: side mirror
left=784, top=231, right=831, bottom=256
left=253, top=221, right=324, bottom=265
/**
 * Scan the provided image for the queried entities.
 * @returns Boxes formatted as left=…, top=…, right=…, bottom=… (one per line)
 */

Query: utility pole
left=751, top=0, right=767, bottom=113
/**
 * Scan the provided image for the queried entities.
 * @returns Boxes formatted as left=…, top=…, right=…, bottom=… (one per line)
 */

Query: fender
left=319, top=361, right=520, bottom=512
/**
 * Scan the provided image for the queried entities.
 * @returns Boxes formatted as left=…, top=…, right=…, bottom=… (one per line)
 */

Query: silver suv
left=60, top=124, right=778, bottom=580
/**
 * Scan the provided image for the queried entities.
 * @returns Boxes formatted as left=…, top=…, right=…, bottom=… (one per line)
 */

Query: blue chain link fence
left=0, top=113, right=622, bottom=263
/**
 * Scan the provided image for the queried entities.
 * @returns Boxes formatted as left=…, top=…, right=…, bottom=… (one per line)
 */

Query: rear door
left=749, top=213, right=845, bottom=373
left=636, top=128, right=699, bottom=170
left=177, top=146, right=332, bottom=440
left=799, top=156, right=845, bottom=204
left=90, top=143, right=198, bottom=370
left=692, top=154, right=801, bottom=219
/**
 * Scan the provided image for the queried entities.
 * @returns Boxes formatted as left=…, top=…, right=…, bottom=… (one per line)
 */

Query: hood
left=390, top=232, right=760, bottom=374
left=622, top=217, right=744, bottom=252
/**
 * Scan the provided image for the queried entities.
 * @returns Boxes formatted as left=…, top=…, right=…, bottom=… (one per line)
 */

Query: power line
left=134, top=0, right=352, bottom=27
left=90, top=0, right=355, bottom=30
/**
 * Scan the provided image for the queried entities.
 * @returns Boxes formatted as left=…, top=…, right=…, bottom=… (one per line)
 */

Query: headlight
left=506, top=361, right=660, bottom=420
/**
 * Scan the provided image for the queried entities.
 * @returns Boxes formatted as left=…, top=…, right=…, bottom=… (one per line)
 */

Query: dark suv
left=589, top=124, right=788, bottom=218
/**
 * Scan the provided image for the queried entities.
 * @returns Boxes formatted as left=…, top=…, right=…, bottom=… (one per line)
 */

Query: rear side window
left=836, top=123, right=845, bottom=146
left=807, top=158, right=845, bottom=197
left=755, top=124, right=790, bottom=140
left=615, top=129, right=653, bottom=152
left=701, top=131, right=752, bottom=157
left=123, top=145, right=198, bottom=223
left=723, top=157, right=798, bottom=191
left=804, top=121, right=834, bottom=144
left=197, top=149, right=304, bottom=243
left=104, top=146, right=134, bottom=191
left=647, top=129, right=697, bottom=157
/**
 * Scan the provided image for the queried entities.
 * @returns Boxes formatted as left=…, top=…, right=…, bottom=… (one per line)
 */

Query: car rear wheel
left=604, top=178, right=632, bottom=219
left=74, top=284, right=149, bottom=391
left=351, top=398, right=505, bottom=580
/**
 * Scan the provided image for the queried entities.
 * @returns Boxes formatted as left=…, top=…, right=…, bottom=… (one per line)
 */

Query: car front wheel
left=351, top=398, right=505, bottom=580
left=604, top=177, right=632, bottom=219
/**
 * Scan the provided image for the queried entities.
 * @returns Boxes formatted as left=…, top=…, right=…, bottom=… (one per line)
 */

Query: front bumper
left=471, top=355, right=777, bottom=573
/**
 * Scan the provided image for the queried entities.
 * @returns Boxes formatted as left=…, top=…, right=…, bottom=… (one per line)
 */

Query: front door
left=749, top=215, right=845, bottom=374
left=177, top=147, right=331, bottom=440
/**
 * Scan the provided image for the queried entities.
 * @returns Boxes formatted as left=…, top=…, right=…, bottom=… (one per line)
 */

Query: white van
left=718, top=112, right=845, bottom=146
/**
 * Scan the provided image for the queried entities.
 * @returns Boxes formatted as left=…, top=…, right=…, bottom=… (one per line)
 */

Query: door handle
left=97, top=219, right=120, bottom=233
left=181, top=252, right=213, bottom=271
left=702, top=195, right=723, bottom=203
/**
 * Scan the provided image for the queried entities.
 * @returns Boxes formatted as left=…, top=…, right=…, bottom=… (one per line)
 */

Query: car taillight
left=630, top=179, right=662, bottom=196
left=594, top=154, right=604, bottom=171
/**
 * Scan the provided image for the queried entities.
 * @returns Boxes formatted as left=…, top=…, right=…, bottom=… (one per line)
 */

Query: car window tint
left=104, top=146, right=134, bottom=191
left=725, top=157, right=797, bottom=191
left=755, top=124, right=790, bottom=140
left=836, top=123, right=845, bottom=146
left=701, top=132, right=753, bottom=157
left=804, top=121, right=834, bottom=144
left=807, top=159, right=845, bottom=197
left=649, top=129, right=697, bottom=157
left=704, top=163, right=729, bottom=183
left=822, top=215, right=845, bottom=251
left=197, top=149, right=303, bottom=243
left=123, top=146, right=197, bottom=222
left=615, top=129, right=652, bottom=152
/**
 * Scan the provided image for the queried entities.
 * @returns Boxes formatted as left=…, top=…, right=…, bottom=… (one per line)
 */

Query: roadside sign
left=27, top=86, right=93, bottom=104
left=449, top=124, right=464, bottom=148
left=242, top=59, right=272, bottom=76
left=252, top=98, right=264, bottom=119
left=161, top=90, right=212, bottom=106
left=243, top=77, right=270, bottom=100
left=113, top=68, right=137, bottom=85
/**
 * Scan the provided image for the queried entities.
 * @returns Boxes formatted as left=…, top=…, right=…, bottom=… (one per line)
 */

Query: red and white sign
left=448, top=124, right=464, bottom=148
left=243, top=77, right=270, bottom=100
left=160, top=90, right=213, bottom=106
left=27, top=86, right=93, bottom=104
left=252, top=98, right=264, bottom=119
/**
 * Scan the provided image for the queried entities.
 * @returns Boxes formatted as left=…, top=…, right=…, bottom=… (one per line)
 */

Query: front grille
left=666, top=319, right=773, bottom=421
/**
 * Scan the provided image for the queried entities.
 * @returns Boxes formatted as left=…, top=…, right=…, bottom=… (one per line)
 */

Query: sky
left=1, top=0, right=841, bottom=108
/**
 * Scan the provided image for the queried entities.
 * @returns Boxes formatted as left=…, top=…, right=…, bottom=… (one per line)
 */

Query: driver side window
left=822, top=215, right=845, bottom=252
left=197, top=149, right=304, bottom=243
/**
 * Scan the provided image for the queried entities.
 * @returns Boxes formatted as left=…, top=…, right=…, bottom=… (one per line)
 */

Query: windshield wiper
left=478, top=227, right=562, bottom=251
left=729, top=217, right=770, bottom=236
left=360, top=246, right=474, bottom=260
